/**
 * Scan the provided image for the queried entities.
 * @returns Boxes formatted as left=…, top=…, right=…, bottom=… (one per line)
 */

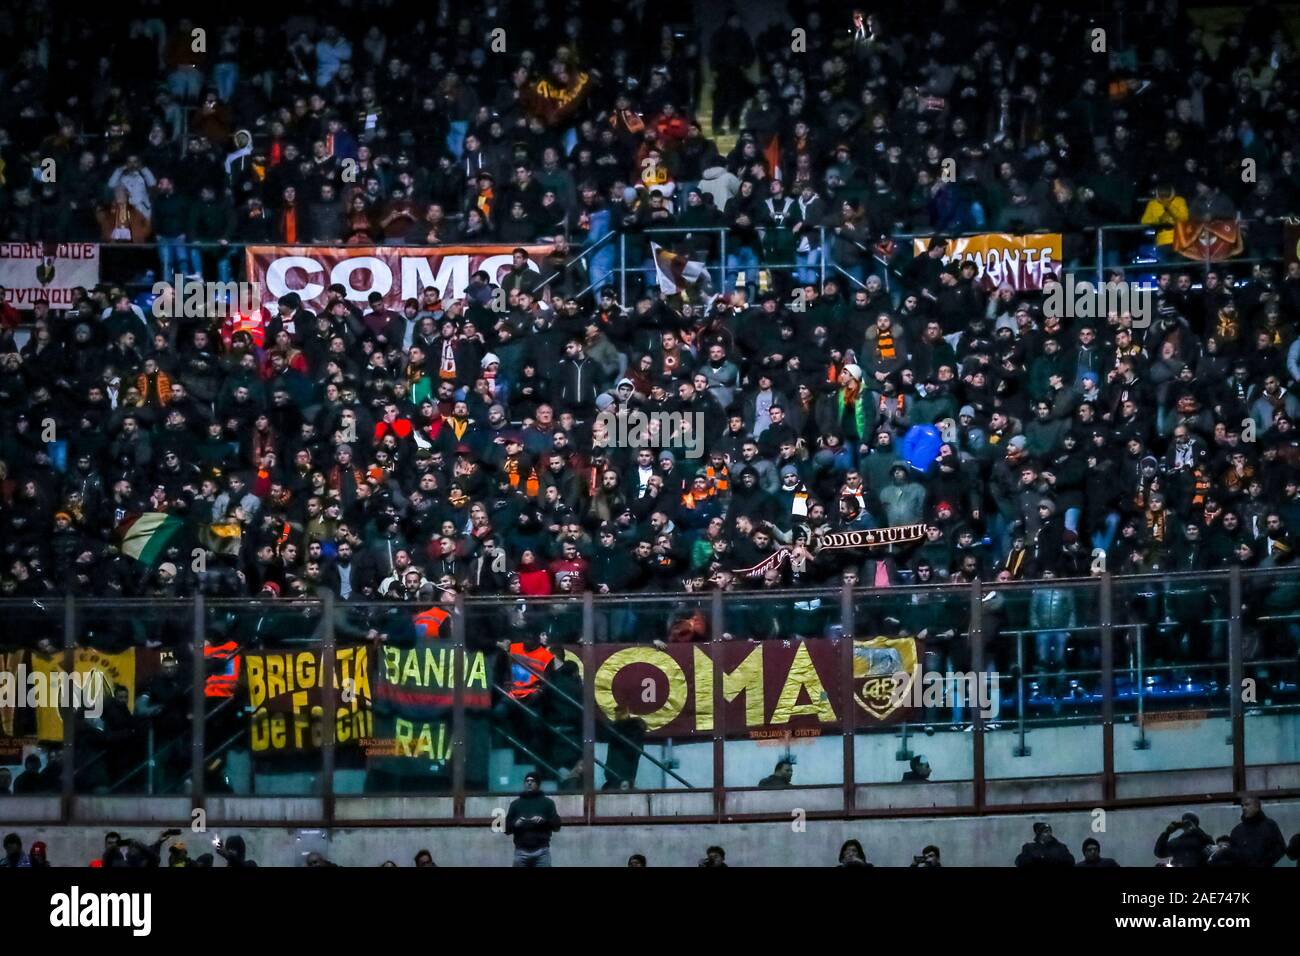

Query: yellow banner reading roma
left=32, top=647, right=136, bottom=741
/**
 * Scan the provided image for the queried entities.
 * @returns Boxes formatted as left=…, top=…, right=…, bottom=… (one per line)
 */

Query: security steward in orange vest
left=494, top=628, right=554, bottom=762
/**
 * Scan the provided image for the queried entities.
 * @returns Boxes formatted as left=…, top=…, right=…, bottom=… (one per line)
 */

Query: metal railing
left=20, top=213, right=1283, bottom=324
left=2, top=565, right=1299, bottom=825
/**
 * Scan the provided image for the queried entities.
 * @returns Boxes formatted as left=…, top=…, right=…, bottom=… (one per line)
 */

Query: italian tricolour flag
left=117, top=513, right=186, bottom=565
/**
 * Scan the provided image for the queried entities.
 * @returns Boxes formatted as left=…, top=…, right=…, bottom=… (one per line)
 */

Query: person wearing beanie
left=1154, top=811, right=1212, bottom=866
left=816, top=362, right=872, bottom=462
left=1015, top=821, right=1074, bottom=867
left=1076, top=838, right=1120, bottom=867
left=505, top=770, right=562, bottom=867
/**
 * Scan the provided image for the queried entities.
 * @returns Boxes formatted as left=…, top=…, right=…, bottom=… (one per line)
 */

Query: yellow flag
left=31, top=648, right=136, bottom=741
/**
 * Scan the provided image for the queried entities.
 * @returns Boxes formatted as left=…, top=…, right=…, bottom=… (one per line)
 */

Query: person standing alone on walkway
left=506, top=771, right=562, bottom=866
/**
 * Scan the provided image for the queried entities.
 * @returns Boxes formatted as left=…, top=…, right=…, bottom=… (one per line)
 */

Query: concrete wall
left=6, top=798, right=1299, bottom=867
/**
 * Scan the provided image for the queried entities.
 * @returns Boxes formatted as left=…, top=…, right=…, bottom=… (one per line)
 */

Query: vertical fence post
left=618, top=233, right=627, bottom=306
left=719, top=228, right=728, bottom=292
left=61, top=593, right=77, bottom=822
left=819, top=226, right=827, bottom=288
left=320, top=591, right=336, bottom=827
left=1228, top=566, right=1245, bottom=793
left=711, top=588, right=725, bottom=820
left=1095, top=226, right=1105, bottom=285
left=840, top=578, right=856, bottom=815
left=970, top=579, right=986, bottom=813
left=1100, top=574, right=1115, bottom=803
left=580, top=591, right=595, bottom=822
left=451, top=593, right=467, bottom=820
left=191, top=593, right=206, bottom=816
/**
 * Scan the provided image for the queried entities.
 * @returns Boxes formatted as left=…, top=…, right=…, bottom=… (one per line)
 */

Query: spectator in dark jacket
left=505, top=770, right=562, bottom=866
left=1154, top=812, right=1213, bottom=866
left=1076, top=838, right=1120, bottom=867
left=555, top=339, right=602, bottom=415
left=1015, top=822, right=1075, bottom=867
left=1227, top=795, right=1287, bottom=867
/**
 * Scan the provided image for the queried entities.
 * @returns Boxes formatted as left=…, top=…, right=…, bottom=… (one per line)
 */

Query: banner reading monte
left=912, top=233, right=1061, bottom=291
left=592, top=637, right=923, bottom=739
left=0, top=243, right=100, bottom=308
left=245, top=243, right=555, bottom=313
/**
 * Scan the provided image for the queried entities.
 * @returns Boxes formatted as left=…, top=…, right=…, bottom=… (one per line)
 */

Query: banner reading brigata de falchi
left=591, top=636, right=925, bottom=740
left=244, top=243, right=556, bottom=313
left=912, top=233, right=1061, bottom=291
left=0, top=242, right=100, bottom=308
left=242, top=643, right=492, bottom=758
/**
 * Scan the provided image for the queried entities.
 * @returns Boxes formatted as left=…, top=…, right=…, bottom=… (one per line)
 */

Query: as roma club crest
left=852, top=636, right=919, bottom=720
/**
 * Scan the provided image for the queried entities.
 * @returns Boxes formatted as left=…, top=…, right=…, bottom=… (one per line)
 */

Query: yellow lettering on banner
left=693, top=646, right=713, bottom=731
left=414, top=722, right=434, bottom=758
left=266, top=655, right=286, bottom=701
left=292, top=691, right=310, bottom=749
left=246, top=655, right=266, bottom=710
left=251, top=711, right=270, bottom=751
left=466, top=649, right=488, bottom=688
left=402, top=649, right=421, bottom=686
left=336, top=705, right=352, bottom=744
left=425, top=647, right=445, bottom=688
left=395, top=717, right=413, bottom=755
left=770, top=643, right=837, bottom=725
left=595, top=647, right=687, bottom=730
left=270, top=713, right=286, bottom=749
left=337, top=646, right=372, bottom=703
left=295, top=652, right=317, bottom=690
left=723, top=645, right=765, bottom=728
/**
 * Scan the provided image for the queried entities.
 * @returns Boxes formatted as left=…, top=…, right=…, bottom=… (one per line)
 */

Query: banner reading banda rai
left=912, top=233, right=1061, bottom=291
left=592, top=637, right=924, bottom=739
left=368, top=643, right=491, bottom=763
left=245, top=243, right=556, bottom=314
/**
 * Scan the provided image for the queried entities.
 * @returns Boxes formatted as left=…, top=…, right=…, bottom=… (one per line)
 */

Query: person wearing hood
left=860, top=427, right=901, bottom=491
left=215, top=833, right=256, bottom=867
left=729, top=465, right=779, bottom=526
left=698, top=161, right=740, bottom=212
left=0, top=833, right=30, bottom=868
left=878, top=463, right=925, bottom=527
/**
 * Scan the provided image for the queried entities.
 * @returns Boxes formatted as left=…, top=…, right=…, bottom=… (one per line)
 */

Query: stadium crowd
left=0, top=0, right=1297, bottom=672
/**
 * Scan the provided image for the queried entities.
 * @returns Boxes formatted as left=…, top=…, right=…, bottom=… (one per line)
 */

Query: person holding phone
left=1154, top=812, right=1212, bottom=866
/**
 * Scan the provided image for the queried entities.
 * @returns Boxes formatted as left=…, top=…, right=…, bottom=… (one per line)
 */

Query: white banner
left=0, top=243, right=100, bottom=308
